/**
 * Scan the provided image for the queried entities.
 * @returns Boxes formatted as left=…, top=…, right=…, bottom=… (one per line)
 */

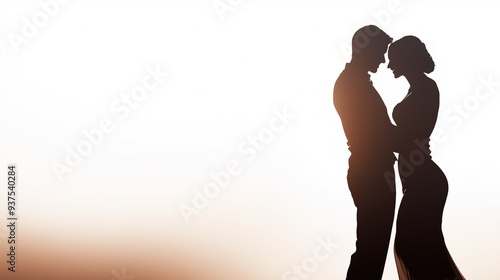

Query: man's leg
left=346, top=165, right=396, bottom=279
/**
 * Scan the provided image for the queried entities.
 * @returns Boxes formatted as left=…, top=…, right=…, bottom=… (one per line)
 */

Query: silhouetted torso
left=392, top=78, right=465, bottom=280
left=334, top=63, right=396, bottom=166
left=393, top=78, right=437, bottom=160
left=334, top=62, right=396, bottom=279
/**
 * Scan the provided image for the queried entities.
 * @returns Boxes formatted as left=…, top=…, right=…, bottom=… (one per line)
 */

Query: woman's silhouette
left=387, top=36, right=465, bottom=280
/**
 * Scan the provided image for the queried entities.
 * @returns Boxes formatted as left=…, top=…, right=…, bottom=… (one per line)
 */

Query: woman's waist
left=396, top=138, right=432, bottom=158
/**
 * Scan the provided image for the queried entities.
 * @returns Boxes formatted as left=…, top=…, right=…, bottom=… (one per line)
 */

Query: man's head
left=351, top=25, right=393, bottom=73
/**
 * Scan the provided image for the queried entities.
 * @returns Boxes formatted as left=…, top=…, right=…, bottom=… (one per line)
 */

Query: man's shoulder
left=334, top=67, right=366, bottom=99
left=335, top=64, right=370, bottom=88
left=335, top=65, right=351, bottom=83
left=334, top=68, right=352, bottom=94
left=334, top=71, right=348, bottom=107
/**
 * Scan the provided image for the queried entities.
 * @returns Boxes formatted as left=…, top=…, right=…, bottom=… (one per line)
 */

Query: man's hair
left=351, top=25, right=393, bottom=57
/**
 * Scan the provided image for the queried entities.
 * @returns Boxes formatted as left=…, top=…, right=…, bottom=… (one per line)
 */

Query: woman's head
left=388, top=36, right=434, bottom=78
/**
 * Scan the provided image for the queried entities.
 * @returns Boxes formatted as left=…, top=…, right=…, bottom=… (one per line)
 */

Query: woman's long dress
left=392, top=79, right=465, bottom=280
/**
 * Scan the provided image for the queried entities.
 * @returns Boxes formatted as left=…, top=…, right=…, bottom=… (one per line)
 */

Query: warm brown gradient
left=0, top=229, right=262, bottom=280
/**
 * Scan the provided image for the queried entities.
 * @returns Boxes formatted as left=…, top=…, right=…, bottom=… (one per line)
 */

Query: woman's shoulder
left=412, top=77, right=439, bottom=101
left=420, top=76, right=439, bottom=92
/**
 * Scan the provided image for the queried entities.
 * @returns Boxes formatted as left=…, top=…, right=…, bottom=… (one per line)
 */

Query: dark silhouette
left=333, top=25, right=397, bottom=279
left=388, top=36, right=465, bottom=279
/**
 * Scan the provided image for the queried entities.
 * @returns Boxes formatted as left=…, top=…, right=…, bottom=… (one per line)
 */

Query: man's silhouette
left=333, top=25, right=396, bottom=279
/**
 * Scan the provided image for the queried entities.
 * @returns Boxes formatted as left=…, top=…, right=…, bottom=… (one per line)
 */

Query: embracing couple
left=334, top=25, right=465, bottom=280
